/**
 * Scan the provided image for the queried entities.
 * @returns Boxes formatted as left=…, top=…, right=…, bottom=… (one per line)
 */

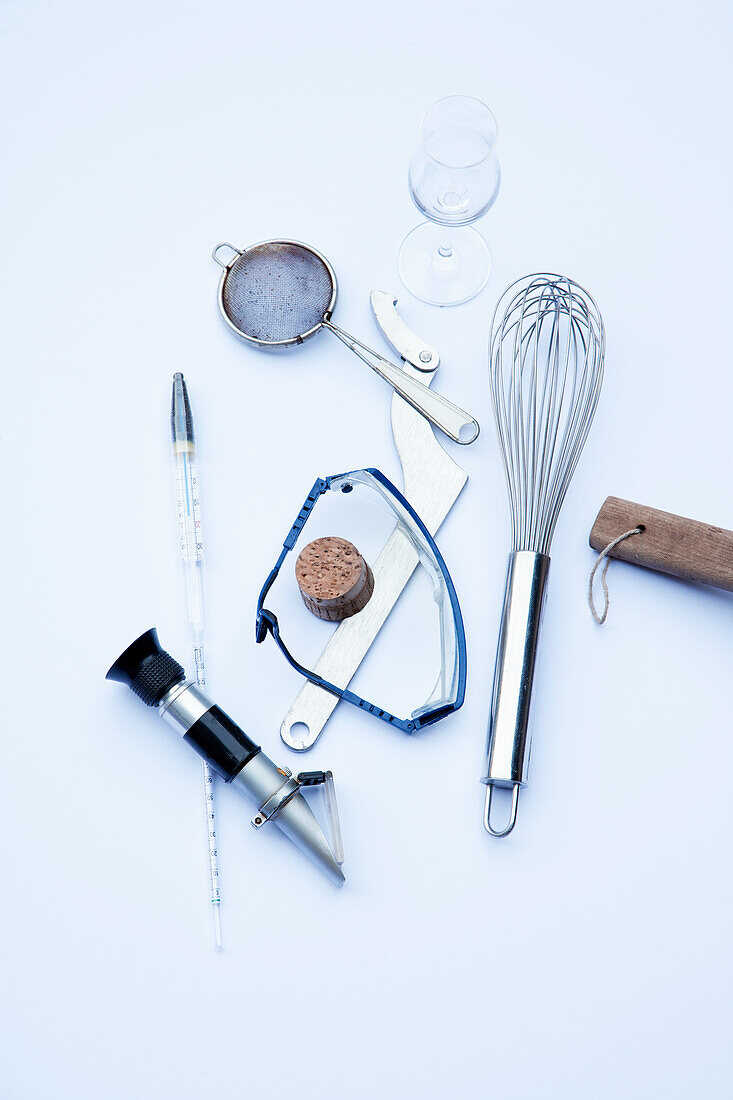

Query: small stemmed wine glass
left=399, top=95, right=501, bottom=306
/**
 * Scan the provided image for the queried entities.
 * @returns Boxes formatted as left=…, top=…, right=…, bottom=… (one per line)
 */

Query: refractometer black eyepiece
left=106, top=627, right=186, bottom=706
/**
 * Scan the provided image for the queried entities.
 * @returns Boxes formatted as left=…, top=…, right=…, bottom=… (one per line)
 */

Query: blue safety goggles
left=255, top=469, right=467, bottom=733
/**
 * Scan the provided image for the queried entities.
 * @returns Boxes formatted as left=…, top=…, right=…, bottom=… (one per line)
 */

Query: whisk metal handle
left=481, top=551, right=549, bottom=837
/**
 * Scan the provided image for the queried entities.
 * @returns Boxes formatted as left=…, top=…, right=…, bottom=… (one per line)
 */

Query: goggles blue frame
left=255, top=468, right=467, bottom=733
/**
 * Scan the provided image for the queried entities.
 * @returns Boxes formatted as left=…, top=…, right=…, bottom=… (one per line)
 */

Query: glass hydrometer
left=170, top=372, right=223, bottom=950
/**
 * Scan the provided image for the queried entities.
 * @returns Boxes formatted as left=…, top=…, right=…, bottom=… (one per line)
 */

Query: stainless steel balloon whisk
left=482, top=274, right=605, bottom=836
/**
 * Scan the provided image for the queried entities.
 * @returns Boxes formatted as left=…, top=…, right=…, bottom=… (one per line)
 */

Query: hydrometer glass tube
left=170, top=373, right=221, bottom=947
left=171, top=374, right=205, bottom=670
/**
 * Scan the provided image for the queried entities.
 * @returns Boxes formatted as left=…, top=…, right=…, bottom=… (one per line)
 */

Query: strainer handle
left=324, top=321, right=480, bottom=445
left=212, top=243, right=242, bottom=269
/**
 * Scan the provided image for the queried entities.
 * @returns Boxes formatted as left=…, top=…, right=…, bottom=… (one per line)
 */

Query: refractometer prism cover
left=255, top=468, right=467, bottom=733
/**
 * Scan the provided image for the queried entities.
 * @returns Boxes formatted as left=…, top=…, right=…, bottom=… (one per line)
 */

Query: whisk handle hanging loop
left=323, top=320, right=480, bottom=446
left=481, top=551, right=550, bottom=837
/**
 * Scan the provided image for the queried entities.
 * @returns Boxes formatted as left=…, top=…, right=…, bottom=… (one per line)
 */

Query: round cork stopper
left=295, top=537, right=374, bottom=622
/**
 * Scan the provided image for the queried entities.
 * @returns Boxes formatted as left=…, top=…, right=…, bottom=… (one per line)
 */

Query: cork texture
left=295, top=536, right=374, bottom=621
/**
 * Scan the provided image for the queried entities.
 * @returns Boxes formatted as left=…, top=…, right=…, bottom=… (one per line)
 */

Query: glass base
left=398, top=223, right=491, bottom=306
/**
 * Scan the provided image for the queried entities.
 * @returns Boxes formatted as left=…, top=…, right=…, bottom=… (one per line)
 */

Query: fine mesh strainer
left=212, top=240, right=479, bottom=444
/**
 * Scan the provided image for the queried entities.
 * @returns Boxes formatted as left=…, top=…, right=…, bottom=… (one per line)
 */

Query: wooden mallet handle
left=589, top=497, right=733, bottom=592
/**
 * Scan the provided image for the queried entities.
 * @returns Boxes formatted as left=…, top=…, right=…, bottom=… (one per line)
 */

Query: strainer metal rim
left=214, top=238, right=339, bottom=350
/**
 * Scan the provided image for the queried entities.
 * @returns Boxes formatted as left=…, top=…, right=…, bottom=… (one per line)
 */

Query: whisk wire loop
left=489, top=274, right=605, bottom=555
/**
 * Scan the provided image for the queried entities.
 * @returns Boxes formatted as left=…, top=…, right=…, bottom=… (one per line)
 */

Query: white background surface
left=2, top=1, right=732, bottom=1097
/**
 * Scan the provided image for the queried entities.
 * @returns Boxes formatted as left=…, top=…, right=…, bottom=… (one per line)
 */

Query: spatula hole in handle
left=286, top=721, right=311, bottom=751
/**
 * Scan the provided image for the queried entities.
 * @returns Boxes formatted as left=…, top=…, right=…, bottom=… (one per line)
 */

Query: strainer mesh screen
left=222, top=242, right=334, bottom=343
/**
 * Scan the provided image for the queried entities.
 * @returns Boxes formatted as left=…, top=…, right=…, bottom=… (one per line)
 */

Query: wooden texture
left=589, top=496, right=733, bottom=592
left=295, top=536, right=375, bottom=621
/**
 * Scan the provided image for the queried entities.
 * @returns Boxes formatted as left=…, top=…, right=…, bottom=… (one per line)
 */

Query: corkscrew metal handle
left=481, top=551, right=550, bottom=837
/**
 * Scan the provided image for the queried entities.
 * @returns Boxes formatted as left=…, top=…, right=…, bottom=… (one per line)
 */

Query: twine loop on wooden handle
left=588, top=526, right=644, bottom=624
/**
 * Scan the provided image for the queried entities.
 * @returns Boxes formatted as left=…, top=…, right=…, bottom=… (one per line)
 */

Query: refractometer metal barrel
left=107, top=628, right=345, bottom=885
left=481, top=551, right=550, bottom=837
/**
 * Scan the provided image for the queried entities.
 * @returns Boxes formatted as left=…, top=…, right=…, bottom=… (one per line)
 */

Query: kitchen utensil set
left=108, top=93, right=717, bottom=948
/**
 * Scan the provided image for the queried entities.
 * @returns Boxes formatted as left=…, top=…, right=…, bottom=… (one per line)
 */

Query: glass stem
left=438, top=234, right=454, bottom=260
